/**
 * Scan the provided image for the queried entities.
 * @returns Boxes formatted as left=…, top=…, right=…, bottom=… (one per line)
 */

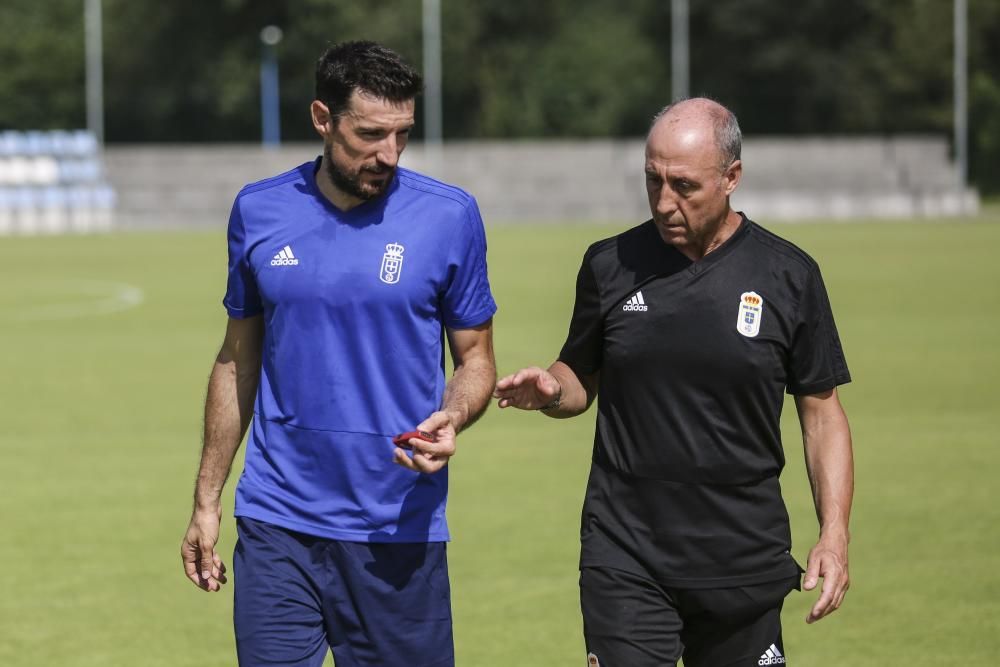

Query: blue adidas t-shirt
left=223, top=159, right=497, bottom=542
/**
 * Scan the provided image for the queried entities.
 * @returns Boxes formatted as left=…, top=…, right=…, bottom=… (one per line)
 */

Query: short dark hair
left=315, top=41, right=423, bottom=122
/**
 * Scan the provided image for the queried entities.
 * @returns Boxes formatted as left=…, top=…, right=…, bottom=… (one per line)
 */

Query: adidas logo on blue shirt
left=270, top=245, right=299, bottom=266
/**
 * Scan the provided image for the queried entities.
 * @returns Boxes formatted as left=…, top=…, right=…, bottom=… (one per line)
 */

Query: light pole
left=671, top=0, right=690, bottom=102
left=260, top=25, right=283, bottom=148
left=422, top=0, right=443, bottom=171
left=954, top=0, right=968, bottom=212
left=85, top=0, right=104, bottom=145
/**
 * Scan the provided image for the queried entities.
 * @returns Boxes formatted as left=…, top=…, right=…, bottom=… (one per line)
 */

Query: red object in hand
left=392, top=430, right=436, bottom=449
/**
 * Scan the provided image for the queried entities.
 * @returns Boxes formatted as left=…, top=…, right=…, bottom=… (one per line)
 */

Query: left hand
left=393, top=411, right=457, bottom=474
left=803, top=533, right=850, bottom=623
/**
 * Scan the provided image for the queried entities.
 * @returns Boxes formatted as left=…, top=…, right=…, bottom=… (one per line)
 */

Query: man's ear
left=723, top=159, right=742, bottom=196
left=311, top=100, right=334, bottom=138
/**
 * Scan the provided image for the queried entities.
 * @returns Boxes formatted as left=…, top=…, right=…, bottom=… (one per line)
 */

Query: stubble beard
left=324, top=143, right=393, bottom=202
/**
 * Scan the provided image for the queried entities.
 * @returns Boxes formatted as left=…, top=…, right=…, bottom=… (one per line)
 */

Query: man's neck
left=677, top=209, right=743, bottom=262
left=315, top=156, right=365, bottom=212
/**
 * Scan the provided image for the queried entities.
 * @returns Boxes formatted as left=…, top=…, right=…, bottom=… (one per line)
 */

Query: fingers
left=198, top=546, right=224, bottom=592
left=393, top=412, right=456, bottom=474
left=211, top=554, right=228, bottom=586
left=494, top=367, right=557, bottom=410
left=199, top=541, right=217, bottom=582
left=213, top=560, right=229, bottom=586
left=416, top=411, right=452, bottom=435
left=807, top=579, right=836, bottom=623
left=396, top=438, right=452, bottom=472
left=182, top=542, right=203, bottom=587
left=494, top=367, right=546, bottom=406
left=802, top=558, right=821, bottom=591
left=182, top=519, right=228, bottom=592
left=808, top=580, right=848, bottom=623
left=495, top=366, right=543, bottom=391
left=413, top=416, right=456, bottom=457
left=804, top=549, right=849, bottom=623
left=393, top=446, right=447, bottom=474
left=182, top=540, right=227, bottom=591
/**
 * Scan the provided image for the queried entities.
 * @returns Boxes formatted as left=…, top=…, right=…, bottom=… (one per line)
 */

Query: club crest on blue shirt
left=380, top=242, right=405, bottom=284
left=737, top=291, right=764, bottom=338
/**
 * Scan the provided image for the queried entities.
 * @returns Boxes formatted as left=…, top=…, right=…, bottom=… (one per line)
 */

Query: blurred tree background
left=0, top=0, right=997, bottom=191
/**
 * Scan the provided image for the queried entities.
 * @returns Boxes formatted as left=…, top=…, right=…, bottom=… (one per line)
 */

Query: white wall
left=102, top=136, right=978, bottom=229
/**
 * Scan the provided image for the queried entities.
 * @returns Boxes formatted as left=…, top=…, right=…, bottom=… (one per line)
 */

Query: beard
left=324, top=143, right=394, bottom=201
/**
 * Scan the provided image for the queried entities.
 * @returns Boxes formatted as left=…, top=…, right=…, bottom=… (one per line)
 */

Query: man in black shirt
left=495, top=98, right=853, bottom=667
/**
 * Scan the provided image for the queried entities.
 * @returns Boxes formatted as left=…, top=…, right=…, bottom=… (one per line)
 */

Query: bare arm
left=796, top=388, right=854, bottom=623
left=441, top=319, right=497, bottom=431
left=394, top=319, right=496, bottom=474
left=494, top=360, right=598, bottom=418
left=181, top=316, right=263, bottom=592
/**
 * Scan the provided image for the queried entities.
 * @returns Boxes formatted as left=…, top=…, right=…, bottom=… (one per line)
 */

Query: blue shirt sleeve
left=440, top=198, right=497, bottom=329
left=222, top=198, right=263, bottom=319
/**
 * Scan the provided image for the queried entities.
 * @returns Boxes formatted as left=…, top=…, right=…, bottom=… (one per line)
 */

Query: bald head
left=648, top=98, right=741, bottom=172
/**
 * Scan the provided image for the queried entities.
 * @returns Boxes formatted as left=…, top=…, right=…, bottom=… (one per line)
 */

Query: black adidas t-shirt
left=559, top=215, right=850, bottom=588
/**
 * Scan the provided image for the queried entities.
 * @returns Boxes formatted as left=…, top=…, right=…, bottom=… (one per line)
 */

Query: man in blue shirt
left=181, top=41, right=497, bottom=667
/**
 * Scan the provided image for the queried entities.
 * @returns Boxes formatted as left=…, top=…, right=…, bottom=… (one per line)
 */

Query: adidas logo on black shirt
left=758, top=644, right=785, bottom=665
left=623, top=291, right=647, bottom=312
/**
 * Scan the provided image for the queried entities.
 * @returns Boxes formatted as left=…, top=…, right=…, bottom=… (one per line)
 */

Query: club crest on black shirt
left=737, top=290, right=764, bottom=338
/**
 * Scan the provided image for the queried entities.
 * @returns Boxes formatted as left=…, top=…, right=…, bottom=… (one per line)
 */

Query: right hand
left=181, top=508, right=228, bottom=592
left=393, top=411, right=458, bottom=475
left=494, top=366, right=561, bottom=410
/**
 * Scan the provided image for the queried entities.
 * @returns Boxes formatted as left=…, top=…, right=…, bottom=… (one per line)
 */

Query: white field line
left=10, top=279, right=145, bottom=321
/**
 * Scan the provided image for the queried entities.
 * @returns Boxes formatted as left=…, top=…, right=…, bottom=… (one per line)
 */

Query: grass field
left=1, top=214, right=999, bottom=666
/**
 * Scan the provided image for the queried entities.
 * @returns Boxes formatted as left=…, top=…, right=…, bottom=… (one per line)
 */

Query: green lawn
left=1, top=215, right=998, bottom=665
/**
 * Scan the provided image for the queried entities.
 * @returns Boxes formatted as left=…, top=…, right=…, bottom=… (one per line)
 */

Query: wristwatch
left=538, top=386, right=562, bottom=411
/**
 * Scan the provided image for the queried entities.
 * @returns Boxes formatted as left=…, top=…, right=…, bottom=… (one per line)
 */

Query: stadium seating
left=99, top=136, right=977, bottom=229
left=0, top=130, right=116, bottom=235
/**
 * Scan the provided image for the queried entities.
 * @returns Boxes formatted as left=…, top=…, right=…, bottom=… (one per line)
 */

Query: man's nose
left=654, top=186, right=678, bottom=217
left=376, top=136, right=401, bottom=168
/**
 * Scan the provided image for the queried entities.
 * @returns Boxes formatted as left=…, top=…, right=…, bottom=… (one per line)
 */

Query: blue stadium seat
left=0, top=130, right=114, bottom=235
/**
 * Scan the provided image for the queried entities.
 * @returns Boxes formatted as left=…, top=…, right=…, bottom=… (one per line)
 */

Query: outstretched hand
left=803, top=534, right=850, bottom=623
left=393, top=411, right=457, bottom=474
left=494, top=366, right=561, bottom=410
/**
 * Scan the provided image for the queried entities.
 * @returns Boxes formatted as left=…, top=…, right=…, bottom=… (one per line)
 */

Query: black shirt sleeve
left=558, top=248, right=604, bottom=376
left=786, top=263, right=851, bottom=395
